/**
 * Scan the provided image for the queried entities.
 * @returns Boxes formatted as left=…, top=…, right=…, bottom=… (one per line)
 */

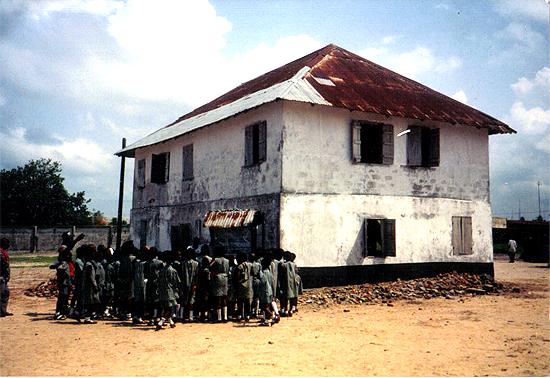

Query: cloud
left=0, top=87, right=5, bottom=106
left=493, top=0, right=548, bottom=22
left=490, top=22, right=545, bottom=66
left=511, top=66, right=550, bottom=94
left=509, top=101, right=550, bottom=136
left=361, top=44, right=462, bottom=80
left=451, top=90, right=468, bottom=104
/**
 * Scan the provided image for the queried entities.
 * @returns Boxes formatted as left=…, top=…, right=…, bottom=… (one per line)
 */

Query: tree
left=93, top=210, right=108, bottom=225
left=0, top=159, right=92, bottom=226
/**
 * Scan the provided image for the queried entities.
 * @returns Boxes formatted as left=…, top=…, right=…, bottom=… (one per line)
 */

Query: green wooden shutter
left=427, top=128, right=440, bottom=167
left=383, top=219, right=396, bottom=257
left=382, top=124, right=394, bottom=165
left=452, top=216, right=462, bottom=255
left=352, top=120, right=362, bottom=163
left=258, top=121, right=267, bottom=162
left=363, top=218, right=369, bottom=257
left=407, top=126, right=422, bottom=166
left=164, top=152, right=170, bottom=183
left=245, top=125, right=253, bottom=166
left=462, top=217, right=472, bottom=255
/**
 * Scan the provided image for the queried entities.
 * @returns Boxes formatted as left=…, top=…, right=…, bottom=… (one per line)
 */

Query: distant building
left=116, top=44, right=514, bottom=287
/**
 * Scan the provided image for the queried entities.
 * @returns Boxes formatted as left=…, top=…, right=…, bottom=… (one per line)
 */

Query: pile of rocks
left=24, top=277, right=58, bottom=298
left=298, top=272, right=513, bottom=308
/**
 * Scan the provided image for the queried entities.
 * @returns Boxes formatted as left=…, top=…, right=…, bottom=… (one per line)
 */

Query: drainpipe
left=116, top=138, right=126, bottom=253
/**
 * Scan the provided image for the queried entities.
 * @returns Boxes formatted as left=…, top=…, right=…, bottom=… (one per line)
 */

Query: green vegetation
left=10, top=253, right=57, bottom=267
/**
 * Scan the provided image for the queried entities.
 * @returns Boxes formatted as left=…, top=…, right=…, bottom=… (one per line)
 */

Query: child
left=249, top=251, right=262, bottom=318
left=235, top=252, right=252, bottom=321
left=117, top=240, right=136, bottom=320
left=144, top=247, right=162, bottom=324
left=132, top=248, right=146, bottom=324
left=54, top=249, right=71, bottom=320
left=282, top=251, right=298, bottom=316
left=258, top=256, right=274, bottom=326
left=209, top=244, right=230, bottom=322
left=81, top=244, right=100, bottom=324
left=195, top=256, right=211, bottom=322
left=290, top=252, right=302, bottom=313
left=101, top=247, right=116, bottom=318
left=92, top=246, right=106, bottom=319
left=157, top=251, right=180, bottom=330
left=179, top=247, right=199, bottom=322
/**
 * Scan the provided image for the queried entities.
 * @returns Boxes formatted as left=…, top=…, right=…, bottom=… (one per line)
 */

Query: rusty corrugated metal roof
left=116, top=44, right=513, bottom=157
left=203, top=209, right=258, bottom=228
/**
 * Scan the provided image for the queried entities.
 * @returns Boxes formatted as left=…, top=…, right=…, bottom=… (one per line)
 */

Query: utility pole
left=116, top=138, right=126, bottom=253
left=538, top=181, right=542, bottom=219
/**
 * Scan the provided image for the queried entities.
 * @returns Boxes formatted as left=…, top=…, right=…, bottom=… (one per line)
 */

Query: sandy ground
left=1, top=256, right=548, bottom=376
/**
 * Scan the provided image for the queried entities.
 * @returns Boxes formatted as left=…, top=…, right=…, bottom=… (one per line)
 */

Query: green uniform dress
left=81, top=261, right=100, bottom=307
left=236, top=261, right=253, bottom=300
left=133, top=259, right=146, bottom=303
left=159, top=263, right=180, bottom=309
left=258, top=268, right=273, bottom=305
left=179, top=258, right=199, bottom=306
left=282, top=260, right=298, bottom=299
left=117, top=255, right=135, bottom=300
left=102, top=260, right=115, bottom=302
left=210, top=257, right=230, bottom=297
left=144, top=258, right=162, bottom=307
left=250, top=261, right=261, bottom=301
left=55, top=261, right=71, bottom=315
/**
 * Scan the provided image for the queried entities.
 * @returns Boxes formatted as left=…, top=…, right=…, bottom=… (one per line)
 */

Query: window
left=182, top=144, right=193, bottom=181
left=452, top=216, right=473, bottom=255
left=364, top=219, right=396, bottom=257
left=151, top=152, right=170, bottom=184
left=244, top=121, right=267, bottom=166
left=352, top=121, right=394, bottom=164
left=136, top=159, right=145, bottom=188
left=171, top=223, right=192, bottom=252
left=406, top=126, right=440, bottom=167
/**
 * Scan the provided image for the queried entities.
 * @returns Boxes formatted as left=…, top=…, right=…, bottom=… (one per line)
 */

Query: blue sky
left=0, top=0, right=548, bottom=220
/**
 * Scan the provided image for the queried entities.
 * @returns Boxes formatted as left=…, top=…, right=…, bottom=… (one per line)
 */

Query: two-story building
left=116, top=44, right=514, bottom=287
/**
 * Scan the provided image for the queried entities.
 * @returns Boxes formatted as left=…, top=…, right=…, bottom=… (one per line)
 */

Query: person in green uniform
left=157, top=251, right=180, bottom=330
left=249, top=250, right=262, bottom=318
left=258, top=256, right=274, bottom=326
left=81, top=244, right=100, bottom=324
left=54, top=249, right=71, bottom=320
left=69, top=245, right=85, bottom=320
left=179, top=247, right=199, bottom=322
left=195, top=255, right=211, bottom=322
left=235, top=252, right=253, bottom=321
left=290, top=252, right=302, bottom=313
left=144, top=247, right=162, bottom=324
left=117, top=240, right=136, bottom=320
left=101, top=247, right=116, bottom=318
left=132, top=247, right=146, bottom=324
left=92, top=246, right=105, bottom=319
left=209, top=244, right=230, bottom=322
left=281, top=251, right=298, bottom=317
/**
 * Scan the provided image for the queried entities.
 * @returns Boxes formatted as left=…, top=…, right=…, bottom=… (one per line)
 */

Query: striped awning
left=203, top=209, right=259, bottom=228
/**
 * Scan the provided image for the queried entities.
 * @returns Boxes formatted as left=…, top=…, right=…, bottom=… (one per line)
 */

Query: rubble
left=24, top=277, right=58, bottom=298
left=298, top=272, right=513, bottom=308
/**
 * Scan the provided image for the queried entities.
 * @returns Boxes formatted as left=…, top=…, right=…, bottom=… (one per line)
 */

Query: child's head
left=236, top=252, right=247, bottom=264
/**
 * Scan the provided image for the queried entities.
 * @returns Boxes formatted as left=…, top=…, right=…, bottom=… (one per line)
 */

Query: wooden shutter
left=258, top=121, right=267, bottom=162
left=383, top=219, right=396, bottom=257
left=407, top=126, right=422, bottom=166
left=245, top=125, right=253, bottom=166
left=382, top=124, right=394, bottom=165
left=462, top=217, right=472, bottom=255
left=452, top=216, right=462, bottom=255
left=182, top=144, right=193, bottom=180
left=363, top=218, right=369, bottom=257
left=427, top=128, right=440, bottom=167
left=137, top=159, right=145, bottom=188
left=164, top=152, right=170, bottom=183
left=352, top=120, right=362, bottom=163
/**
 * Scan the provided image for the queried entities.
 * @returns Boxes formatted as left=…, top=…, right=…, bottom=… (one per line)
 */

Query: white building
left=116, top=44, right=514, bottom=287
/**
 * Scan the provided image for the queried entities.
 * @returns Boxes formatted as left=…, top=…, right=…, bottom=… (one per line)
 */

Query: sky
left=0, top=0, right=548, bottom=220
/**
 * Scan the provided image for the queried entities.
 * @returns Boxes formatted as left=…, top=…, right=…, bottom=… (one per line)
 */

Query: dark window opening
left=352, top=121, right=393, bottom=165
left=245, top=121, right=267, bottom=166
left=364, top=218, right=396, bottom=257
left=171, top=223, right=192, bottom=252
left=407, top=126, right=440, bottom=167
left=151, top=152, right=170, bottom=184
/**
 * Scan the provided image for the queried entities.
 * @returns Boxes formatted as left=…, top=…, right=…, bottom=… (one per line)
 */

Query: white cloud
left=493, top=0, right=548, bottom=22
left=490, top=22, right=545, bottom=66
left=25, top=0, right=123, bottom=19
left=451, top=90, right=468, bottom=104
left=0, top=127, right=112, bottom=174
left=0, top=87, right=5, bottom=106
left=535, top=132, right=550, bottom=154
left=511, top=66, right=550, bottom=94
left=509, top=101, right=550, bottom=136
left=361, top=45, right=462, bottom=79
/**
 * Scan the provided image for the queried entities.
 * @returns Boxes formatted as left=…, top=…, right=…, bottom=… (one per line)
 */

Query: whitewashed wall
left=279, top=101, right=493, bottom=266
left=131, top=101, right=284, bottom=249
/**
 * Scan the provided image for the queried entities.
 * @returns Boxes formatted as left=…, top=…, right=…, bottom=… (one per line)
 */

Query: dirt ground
left=1, top=256, right=548, bottom=376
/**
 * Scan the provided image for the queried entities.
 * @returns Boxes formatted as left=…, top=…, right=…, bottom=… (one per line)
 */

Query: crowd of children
left=51, top=234, right=302, bottom=329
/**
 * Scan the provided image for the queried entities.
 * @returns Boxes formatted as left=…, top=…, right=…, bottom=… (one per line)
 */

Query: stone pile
left=298, top=272, right=511, bottom=308
left=25, top=277, right=58, bottom=298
